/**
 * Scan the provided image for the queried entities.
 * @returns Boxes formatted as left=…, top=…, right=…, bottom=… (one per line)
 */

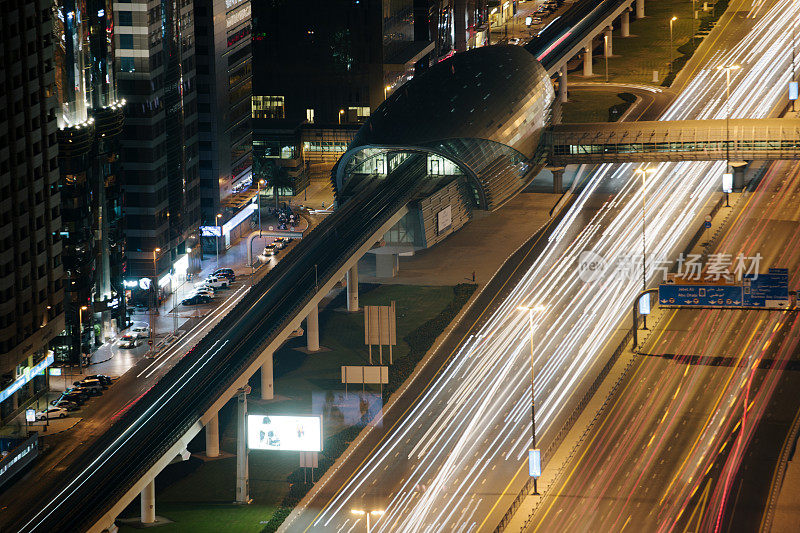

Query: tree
left=261, top=160, right=294, bottom=209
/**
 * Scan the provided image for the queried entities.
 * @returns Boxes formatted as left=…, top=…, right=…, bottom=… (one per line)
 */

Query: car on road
left=36, top=406, right=69, bottom=420
left=263, top=243, right=278, bottom=257
left=274, top=237, right=289, bottom=250
left=508, top=37, right=521, bottom=45
left=182, top=293, right=212, bottom=306
left=119, top=335, right=138, bottom=349
left=213, top=268, right=236, bottom=281
left=129, top=325, right=150, bottom=338
left=50, top=399, right=80, bottom=411
left=203, top=275, right=230, bottom=289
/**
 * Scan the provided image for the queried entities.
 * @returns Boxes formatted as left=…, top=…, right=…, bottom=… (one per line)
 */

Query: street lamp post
left=716, top=64, right=741, bottom=184
left=604, top=34, right=609, bottom=83
left=669, top=16, right=677, bottom=72
left=517, top=304, right=545, bottom=495
left=257, top=180, right=265, bottom=236
left=338, top=109, right=344, bottom=124
left=150, top=248, right=160, bottom=358
left=215, top=213, right=223, bottom=268
left=78, top=305, right=88, bottom=371
left=384, top=85, right=391, bottom=101
left=351, top=509, right=384, bottom=533
left=634, top=168, right=656, bottom=328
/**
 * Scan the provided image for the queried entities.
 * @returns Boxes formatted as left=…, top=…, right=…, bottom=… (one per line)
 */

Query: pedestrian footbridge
left=544, top=118, right=800, bottom=165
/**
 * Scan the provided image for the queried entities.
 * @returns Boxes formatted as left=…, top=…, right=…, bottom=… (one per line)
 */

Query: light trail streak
left=290, top=2, right=800, bottom=531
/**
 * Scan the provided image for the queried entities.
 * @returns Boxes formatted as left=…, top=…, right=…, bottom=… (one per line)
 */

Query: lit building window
left=251, top=95, right=285, bottom=119
left=306, top=108, right=315, bottom=123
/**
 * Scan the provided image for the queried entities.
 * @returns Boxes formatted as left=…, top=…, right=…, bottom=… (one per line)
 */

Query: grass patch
left=120, top=502, right=278, bottom=533
left=561, top=90, right=634, bottom=123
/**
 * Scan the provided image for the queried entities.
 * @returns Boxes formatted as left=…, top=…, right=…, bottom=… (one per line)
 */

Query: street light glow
left=517, top=305, right=546, bottom=313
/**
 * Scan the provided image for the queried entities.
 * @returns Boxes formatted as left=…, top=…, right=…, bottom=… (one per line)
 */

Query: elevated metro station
left=331, top=45, right=555, bottom=269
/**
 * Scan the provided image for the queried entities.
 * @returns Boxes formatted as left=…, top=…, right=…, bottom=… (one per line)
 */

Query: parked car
left=73, top=385, right=102, bottom=397
left=132, top=303, right=149, bottom=313
left=274, top=238, right=287, bottom=250
left=50, top=399, right=80, bottom=411
left=86, top=374, right=112, bottom=386
left=203, top=275, right=230, bottom=289
left=74, top=378, right=107, bottom=391
left=263, top=243, right=278, bottom=257
left=213, top=268, right=235, bottom=281
left=191, top=288, right=215, bottom=299
left=36, top=406, right=69, bottom=420
left=129, top=324, right=150, bottom=338
left=182, top=293, right=212, bottom=306
left=60, top=389, right=87, bottom=405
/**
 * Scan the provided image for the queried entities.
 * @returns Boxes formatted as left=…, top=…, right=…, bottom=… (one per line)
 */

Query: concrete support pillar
left=140, top=480, right=155, bottom=524
left=346, top=264, right=359, bottom=312
left=260, top=356, right=273, bottom=400
left=375, top=253, right=399, bottom=278
left=621, top=9, right=631, bottom=37
left=583, top=44, right=593, bottom=77
left=636, top=0, right=645, bottom=19
left=731, top=161, right=748, bottom=190
left=205, top=411, right=219, bottom=458
left=604, top=27, right=613, bottom=57
left=551, top=168, right=565, bottom=194
left=306, top=303, right=319, bottom=351
left=235, top=388, right=250, bottom=504
left=559, top=65, right=568, bottom=103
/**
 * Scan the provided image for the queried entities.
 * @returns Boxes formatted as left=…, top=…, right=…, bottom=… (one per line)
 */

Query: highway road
left=526, top=158, right=800, bottom=533
left=282, top=1, right=800, bottom=531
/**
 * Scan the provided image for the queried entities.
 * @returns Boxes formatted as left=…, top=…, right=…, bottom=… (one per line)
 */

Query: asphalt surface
left=526, top=157, right=800, bottom=532
left=282, top=1, right=800, bottom=531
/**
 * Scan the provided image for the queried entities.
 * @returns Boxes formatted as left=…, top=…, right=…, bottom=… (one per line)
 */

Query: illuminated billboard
left=247, top=415, right=322, bottom=452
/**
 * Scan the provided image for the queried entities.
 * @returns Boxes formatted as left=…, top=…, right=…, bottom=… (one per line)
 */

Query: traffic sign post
left=659, top=269, right=790, bottom=309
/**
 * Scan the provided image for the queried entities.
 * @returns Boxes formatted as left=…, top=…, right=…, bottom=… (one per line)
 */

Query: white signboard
left=437, top=206, right=452, bottom=234
left=722, top=173, right=733, bottom=193
left=529, top=449, right=541, bottom=478
left=25, top=409, right=36, bottom=423
left=790, top=81, right=799, bottom=101
left=639, top=293, right=651, bottom=315
left=247, top=415, right=322, bottom=452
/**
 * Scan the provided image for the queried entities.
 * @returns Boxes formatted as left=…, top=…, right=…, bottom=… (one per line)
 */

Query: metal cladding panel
left=351, top=45, right=554, bottom=159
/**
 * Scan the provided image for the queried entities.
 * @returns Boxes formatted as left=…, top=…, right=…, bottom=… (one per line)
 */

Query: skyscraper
left=53, top=0, right=126, bottom=363
left=194, top=0, right=253, bottom=225
left=114, top=0, right=200, bottom=305
left=0, top=0, right=64, bottom=422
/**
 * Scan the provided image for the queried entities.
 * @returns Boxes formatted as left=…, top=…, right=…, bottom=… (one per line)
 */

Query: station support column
left=236, top=387, right=250, bottom=504
left=141, top=480, right=155, bottom=524
left=206, top=411, right=219, bottom=458
left=583, top=44, right=593, bottom=77
left=347, top=264, right=359, bottom=312
left=307, top=303, right=320, bottom=351
left=621, top=9, right=631, bottom=37
left=636, top=0, right=645, bottom=19
left=559, top=65, right=568, bottom=103
left=261, top=354, right=273, bottom=400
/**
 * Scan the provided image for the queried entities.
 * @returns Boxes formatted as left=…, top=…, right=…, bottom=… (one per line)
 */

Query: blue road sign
left=743, top=270, right=789, bottom=308
left=704, top=221, right=712, bottom=228
left=659, top=284, right=743, bottom=307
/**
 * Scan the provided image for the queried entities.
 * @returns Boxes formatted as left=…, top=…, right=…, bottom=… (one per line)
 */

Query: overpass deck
left=545, top=118, right=800, bottom=164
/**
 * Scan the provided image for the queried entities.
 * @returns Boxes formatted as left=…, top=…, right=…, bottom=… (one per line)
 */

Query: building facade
left=0, top=0, right=64, bottom=421
left=114, top=0, right=200, bottom=299
left=53, top=0, right=127, bottom=363
left=194, top=0, right=253, bottom=225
